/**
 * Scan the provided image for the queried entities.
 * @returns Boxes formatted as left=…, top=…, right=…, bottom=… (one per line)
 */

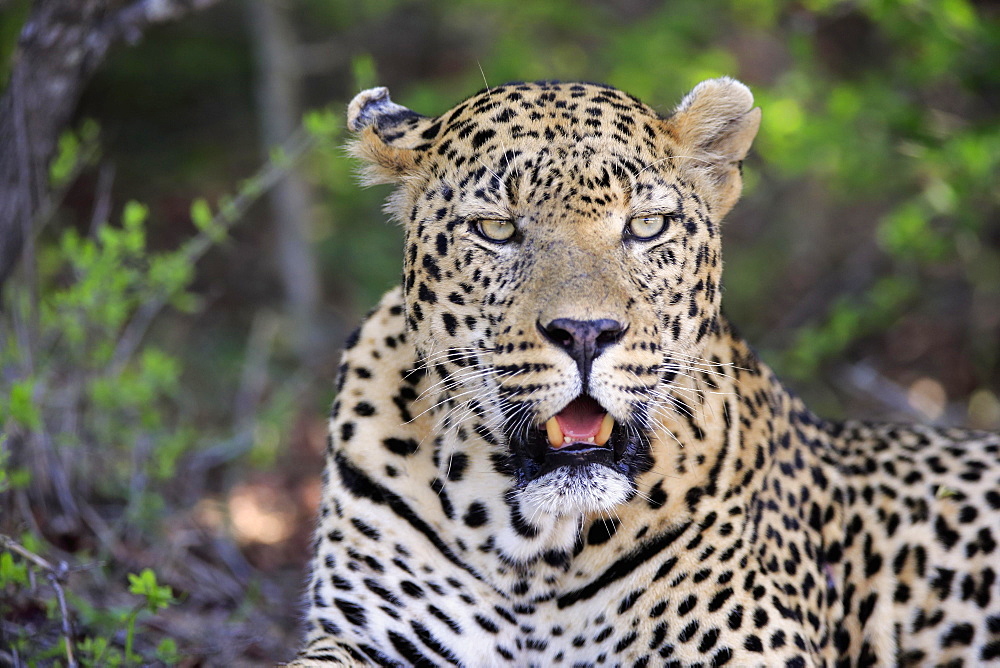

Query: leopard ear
left=347, top=87, right=440, bottom=185
left=664, top=77, right=761, bottom=217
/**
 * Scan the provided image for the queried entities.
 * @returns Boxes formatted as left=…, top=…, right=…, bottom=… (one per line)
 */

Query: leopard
left=291, top=78, right=1000, bottom=667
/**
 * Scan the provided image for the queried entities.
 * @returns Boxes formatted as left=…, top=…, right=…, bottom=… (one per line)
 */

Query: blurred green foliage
left=1, top=0, right=998, bottom=660
left=293, top=0, right=999, bottom=414
left=44, top=1, right=996, bottom=408
left=0, top=194, right=198, bottom=660
left=0, top=108, right=336, bottom=659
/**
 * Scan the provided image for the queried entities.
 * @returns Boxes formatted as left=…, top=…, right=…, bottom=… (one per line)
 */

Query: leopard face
left=347, top=79, right=759, bottom=518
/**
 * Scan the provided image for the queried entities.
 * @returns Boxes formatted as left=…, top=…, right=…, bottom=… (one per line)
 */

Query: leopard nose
left=537, top=318, right=627, bottom=387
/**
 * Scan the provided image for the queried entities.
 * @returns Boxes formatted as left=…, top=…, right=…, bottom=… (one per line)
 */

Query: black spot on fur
left=334, top=598, right=367, bottom=627
left=463, top=501, right=489, bottom=527
left=588, top=518, right=620, bottom=545
left=383, top=437, right=420, bottom=456
left=442, top=312, right=458, bottom=336
left=354, top=402, right=376, bottom=417
left=471, top=128, right=496, bottom=150
left=351, top=518, right=381, bottom=541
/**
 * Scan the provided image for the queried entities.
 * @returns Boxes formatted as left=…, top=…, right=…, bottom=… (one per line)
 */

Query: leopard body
left=293, top=79, right=1000, bottom=667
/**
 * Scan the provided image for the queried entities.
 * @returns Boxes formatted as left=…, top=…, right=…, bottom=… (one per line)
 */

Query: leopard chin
left=516, top=464, right=635, bottom=517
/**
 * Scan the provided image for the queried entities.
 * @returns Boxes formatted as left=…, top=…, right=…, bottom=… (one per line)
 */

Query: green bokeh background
left=58, top=0, right=998, bottom=421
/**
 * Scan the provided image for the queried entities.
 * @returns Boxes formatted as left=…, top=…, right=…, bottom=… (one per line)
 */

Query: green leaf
left=79, top=118, right=101, bottom=144
left=303, top=109, right=339, bottom=139
left=169, top=292, right=201, bottom=313
left=139, top=348, right=179, bottom=392
left=0, top=551, right=29, bottom=586
left=127, top=568, right=175, bottom=612
left=78, top=636, right=113, bottom=664
left=6, top=379, right=41, bottom=429
left=155, top=638, right=180, bottom=662
left=269, top=145, right=290, bottom=168
left=122, top=201, right=149, bottom=229
left=9, top=467, right=31, bottom=490
left=148, top=254, right=194, bottom=295
left=191, top=197, right=227, bottom=243
left=49, top=131, right=80, bottom=187
left=18, top=532, right=42, bottom=555
left=190, top=197, right=213, bottom=230
left=150, top=427, right=193, bottom=481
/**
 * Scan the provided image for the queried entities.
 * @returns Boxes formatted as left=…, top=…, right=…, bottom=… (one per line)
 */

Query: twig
left=109, top=125, right=318, bottom=373
left=0, top=534, right=77, bottom=668
left=38, top=429, right=81, bottom=522
left=88, top=162, right=116, bottom=235
left=13, top=487, right=43, bottom=539
left=182, top=125, right=317, bottom=266
left=78, top=499, right=130, bottom=563
left=0, top=533, right=56, bottom=571
left=46, top=570, right=75, bottom=666
left=10, top=64, right=39, bottom=371
left=233, top=310, right=281, bottom=430
left=30, top=128, right=102, bottom=247
left=108, top=0, right=225, bottom=46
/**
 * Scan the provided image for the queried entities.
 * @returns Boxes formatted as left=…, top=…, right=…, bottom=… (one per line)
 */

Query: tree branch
left=0, top=0, right=224, bottom=293
left=107, top=0, right=226, bottom=45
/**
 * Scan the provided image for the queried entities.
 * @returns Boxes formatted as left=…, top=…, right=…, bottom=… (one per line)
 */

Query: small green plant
left=0, top=191, right=199, bottom=660
left=0, top=194, right=196, bottom=660
left=123, top=568, right=177, bottom=663
left=0, top=559, right=183, bottom=667
left=1, top=117, right=335, bottom=664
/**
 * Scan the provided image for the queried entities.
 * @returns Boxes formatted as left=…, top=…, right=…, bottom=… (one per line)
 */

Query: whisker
left=477, top=62, right=520, bottom=181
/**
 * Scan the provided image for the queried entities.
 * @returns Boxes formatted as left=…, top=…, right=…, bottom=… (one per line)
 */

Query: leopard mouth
left=534, top=396, right=621, bottom=475
left=544, top=396, right=615, bottom=449
left=503, top=394, right=649, bottom=484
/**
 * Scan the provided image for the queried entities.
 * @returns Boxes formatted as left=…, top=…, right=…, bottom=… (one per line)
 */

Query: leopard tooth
left=595, top=413, right=615, bottom=446
left=545, top=417, right=563, bottom=449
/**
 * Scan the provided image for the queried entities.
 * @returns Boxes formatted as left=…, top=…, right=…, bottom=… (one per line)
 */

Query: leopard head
left=347, top=79, right=760, bottom=518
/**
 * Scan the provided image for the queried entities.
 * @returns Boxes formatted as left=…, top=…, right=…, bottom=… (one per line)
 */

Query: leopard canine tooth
left=595, top=413, right=614, bottom=446
left=545, top=417, right=564, bottom=449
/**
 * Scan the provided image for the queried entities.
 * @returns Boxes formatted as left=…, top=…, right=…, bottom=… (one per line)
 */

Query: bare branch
left=1, top=533, right=56, bottom=571
left=46, top=569, right=77, bottom=667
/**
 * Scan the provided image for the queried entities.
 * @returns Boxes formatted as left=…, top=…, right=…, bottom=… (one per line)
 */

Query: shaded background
left=1, top=0, right=999, bottom=663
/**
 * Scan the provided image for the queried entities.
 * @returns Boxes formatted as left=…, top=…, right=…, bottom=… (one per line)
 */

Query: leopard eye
left=627, top=214, right=667, bottom=240
left=476, top=218, right=517, bottom=243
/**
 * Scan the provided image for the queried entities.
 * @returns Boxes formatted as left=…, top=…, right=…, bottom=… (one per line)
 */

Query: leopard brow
left=446, top=183, right=512, bottom=219
left=454, top=205, right=513, bottom=221
left=452, top=184, right=518, bottom=219
left=628, top=192, right=680, bottom=217
left=595, top=159, right=674, bottom=215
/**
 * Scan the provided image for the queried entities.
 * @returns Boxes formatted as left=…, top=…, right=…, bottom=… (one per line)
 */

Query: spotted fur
left=292, top=79, right=1000, bottom=667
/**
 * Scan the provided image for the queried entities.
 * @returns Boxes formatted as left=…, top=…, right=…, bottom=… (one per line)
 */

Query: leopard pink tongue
left=555, top=396, right=605, bottom=442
